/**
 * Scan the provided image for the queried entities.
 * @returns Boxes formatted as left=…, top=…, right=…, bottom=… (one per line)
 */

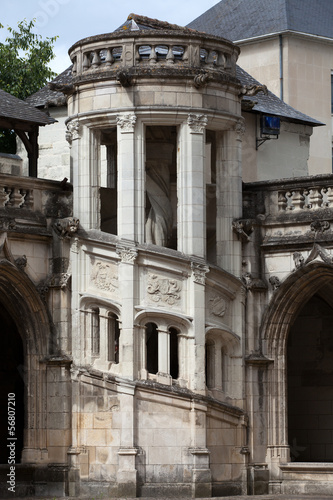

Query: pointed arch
left=0, top=259, right=52, bottom=462
left=260, top=261, right=333, bottom=468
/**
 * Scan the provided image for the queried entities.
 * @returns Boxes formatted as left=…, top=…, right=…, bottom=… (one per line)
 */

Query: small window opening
left=146, top=322, right=158, bottom=375
left=206, top=130, right=217, bottom=264
left=108, top=313, right=120, bottom=363
left=169, top=328, right=179, bottom=379
left=205, top=341, right=215, bottom=389
left=145, top=126, right=177, bottom=249
left=100, top=128, right=117, bottom=234
left=91, top=307, right=100, bottom=356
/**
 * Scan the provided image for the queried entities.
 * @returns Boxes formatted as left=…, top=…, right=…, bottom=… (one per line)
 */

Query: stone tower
left=64, top=14, right=247, bottom=497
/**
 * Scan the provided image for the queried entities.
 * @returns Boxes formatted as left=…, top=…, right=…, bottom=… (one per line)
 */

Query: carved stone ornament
left=116, top=244, right=138, bottom=264
left=53, top=217, right=80, bottom=238
left=48, top=272, right=71, bottom=290
left=293, top=252, right=304, bottom=269
left=232, top=219, right=253, bottom=242
left=66, top=120, right=81, bottom=145
left=187, top=114, right=208, bottom=134
left=147, top=273, right=181, bottom=305
left=242, top=272, right=267, bottom=291
left=194, top=70, right=210, bottom=88
left=269, top=276, right=281, bottom=291
left=15, top=255, right=27, bottom=271
left=191, top=261, right=209, bottom=285
left=310, top=220, right=330, bottom=233
left=116, top=113, right=137, bottom=133
left=209, top=295, right=226, bottom=317
left=239, top=84, right=268, bottom=97
left=91, top=261, right=118, bottom=292
left=304, top=243, right=333, bottom=266
left=234, top=119, right=246, bottom=139
left=116, top=70, right=133, bottom=87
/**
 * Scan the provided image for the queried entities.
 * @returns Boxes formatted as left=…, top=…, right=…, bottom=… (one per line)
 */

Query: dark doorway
left=287, top=294, right=333, bottom=462
left=0, top=303, right=24, bottom=463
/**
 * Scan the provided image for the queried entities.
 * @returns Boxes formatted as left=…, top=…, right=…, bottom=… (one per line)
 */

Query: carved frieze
left=147, top=273, right=181, bottom=306
left=91, top=261, right=118, bottom=292
left=310, top=220, right=330, bottom=234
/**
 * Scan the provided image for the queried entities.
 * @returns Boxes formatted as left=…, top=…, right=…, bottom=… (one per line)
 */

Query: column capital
left=187, top=113, right=208, bottom=134
left=116, top=243, right=138, bottom=264
left=191, top=260, right=209, bottom=285
left=66, top=119, right=81, bottom=144
left=117, top=113, right=137, bottom=133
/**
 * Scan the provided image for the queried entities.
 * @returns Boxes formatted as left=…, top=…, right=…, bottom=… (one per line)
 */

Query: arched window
left=146, top=322, right=158, bottom=375
left=91, top=307, right=100, bottom=356
left=205, top=340, right=215, bottom=389
left=169, top=327, right=179, bottom=379
left=108, top=313, right=120, bottom=363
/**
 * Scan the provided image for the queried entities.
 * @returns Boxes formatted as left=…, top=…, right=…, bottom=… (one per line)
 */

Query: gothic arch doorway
left=287, top=294, right=333, bottom=462
left=0, top=259, right=50, bottom=463
left=0, top=302, right=24, bottom=463
left=261, top=262, right=333, bottom=465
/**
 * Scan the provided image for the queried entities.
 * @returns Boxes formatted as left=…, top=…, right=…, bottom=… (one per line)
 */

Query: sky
left=2, top=0, right=220, bottom=74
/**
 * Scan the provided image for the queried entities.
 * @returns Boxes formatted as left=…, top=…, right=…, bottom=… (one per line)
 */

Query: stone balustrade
left=0, top=174, right=72, bottom=217
left=69, top=30, right=239, bottom=81
left=243, top=174, right=333, bottom=217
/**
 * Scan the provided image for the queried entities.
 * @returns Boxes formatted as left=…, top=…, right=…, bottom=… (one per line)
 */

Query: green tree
left=0, top=19, right=57, bottom=153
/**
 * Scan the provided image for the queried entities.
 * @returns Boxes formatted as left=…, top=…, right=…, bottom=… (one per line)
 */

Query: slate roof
left=237, top=66, right=322, bottom=126
left=0, top=88, right=55, bottom=126
left=187, top=0, right=333, bottom=41
left=25, top=67, right=72, bottom=108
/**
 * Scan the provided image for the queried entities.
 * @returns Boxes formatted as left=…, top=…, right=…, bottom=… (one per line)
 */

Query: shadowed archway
left=260, top=262, right=333, bottom=466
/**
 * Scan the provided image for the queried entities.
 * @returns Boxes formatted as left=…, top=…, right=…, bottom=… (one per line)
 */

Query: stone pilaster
left=178, top=114, right=207, bottom=258
left=216, top=121, right=244, bottom=276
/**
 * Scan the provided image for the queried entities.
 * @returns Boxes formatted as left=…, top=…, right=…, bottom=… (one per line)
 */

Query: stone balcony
left=242, top=174, right=333, bottom=250
left=0, top=173, right=73, bottom=233
left=68, top=21, right=240, bottom=87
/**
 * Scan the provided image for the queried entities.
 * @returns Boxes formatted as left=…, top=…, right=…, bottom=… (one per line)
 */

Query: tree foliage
left=0, top=19, right=57, bottom=153
left=0, top=19, right=57, bottom=100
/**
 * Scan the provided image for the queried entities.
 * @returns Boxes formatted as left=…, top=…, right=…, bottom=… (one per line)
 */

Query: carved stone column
left=189, top=400, right=212, bottom=498
left=116, top=242, right=138, bottom=379
left=117, top=113, right=144, bottom=242
left=178, top=114, right=207, bottom=258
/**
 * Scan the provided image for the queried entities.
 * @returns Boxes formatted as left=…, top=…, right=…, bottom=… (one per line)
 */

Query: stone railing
left=0, top=174, right=72, bottom=217
left=69, top=30, right=239, bottom=81
left=243, top=175, right=333, bottom=218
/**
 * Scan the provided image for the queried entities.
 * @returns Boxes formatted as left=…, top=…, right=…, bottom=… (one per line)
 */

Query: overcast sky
left=2, top=0, right=220, bottom=74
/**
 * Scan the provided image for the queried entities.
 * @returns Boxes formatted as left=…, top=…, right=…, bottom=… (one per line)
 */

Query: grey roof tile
left=188, top=0, right=333, bottom=40
left=25, top=67, right=72, bottom=108
left=237, top=66, right=323, bottom=126
left=0, top=88, right=55, bottom=125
